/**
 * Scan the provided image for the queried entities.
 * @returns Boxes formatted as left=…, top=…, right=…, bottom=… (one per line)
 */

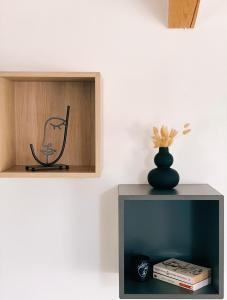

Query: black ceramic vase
left=147, top=147, right=179, bottom=189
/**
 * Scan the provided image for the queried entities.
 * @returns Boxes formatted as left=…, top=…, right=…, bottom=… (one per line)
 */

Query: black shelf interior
left=124, top=277, right=219, bottom=295
left=124, top=200, right=219, bottom=296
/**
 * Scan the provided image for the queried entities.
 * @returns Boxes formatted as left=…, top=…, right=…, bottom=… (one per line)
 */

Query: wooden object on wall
left=168, top=0, right=200, bottom=28
left=0, top=78, right=15, bottom=172
left=0, top=72, right=102, bottom=178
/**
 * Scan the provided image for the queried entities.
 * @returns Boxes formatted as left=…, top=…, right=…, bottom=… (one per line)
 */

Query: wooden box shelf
left=0, top=72, right=101, bottom=177
left=118, top=184, right=224, bottom=299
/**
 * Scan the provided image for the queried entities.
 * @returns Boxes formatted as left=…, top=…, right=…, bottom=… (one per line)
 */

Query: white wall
left=0, top=0, right=227, bottom=299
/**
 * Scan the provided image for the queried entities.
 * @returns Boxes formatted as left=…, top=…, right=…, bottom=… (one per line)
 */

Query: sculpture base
left=25, top=164, right=69, bottom=172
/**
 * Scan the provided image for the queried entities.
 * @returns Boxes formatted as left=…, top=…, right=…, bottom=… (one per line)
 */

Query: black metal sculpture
left=26, top=106, right=70, bottom=171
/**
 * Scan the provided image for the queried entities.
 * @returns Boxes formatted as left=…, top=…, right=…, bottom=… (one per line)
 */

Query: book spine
left=153, top=266, right=192, bottom=284
left=153, top=272, right=211, bottom=291
left=153, top=272, right=194, bottom=290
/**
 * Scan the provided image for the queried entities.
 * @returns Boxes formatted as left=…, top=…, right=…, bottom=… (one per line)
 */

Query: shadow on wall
left=100, top=187, right=118, bottom=274
left=128, top=123, right=156, bottom=183
left=98, top=126, right=158, bottom=274
left=141, top=0, right=168, bottom=26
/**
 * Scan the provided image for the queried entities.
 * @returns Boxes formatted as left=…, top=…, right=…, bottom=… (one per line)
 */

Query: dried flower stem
left=152, top=123, right=191, bottom=148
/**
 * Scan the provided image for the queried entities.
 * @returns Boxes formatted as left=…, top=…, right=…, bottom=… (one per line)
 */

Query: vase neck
left=159, top=147, right=169, bottom=153
left=154, top=147, right=173, bottom=168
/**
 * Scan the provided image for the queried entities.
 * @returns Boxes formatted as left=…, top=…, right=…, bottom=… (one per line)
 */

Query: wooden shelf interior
left=123, top=200, right=220, bottom=297
left=0, top=73, right=100, bottom=177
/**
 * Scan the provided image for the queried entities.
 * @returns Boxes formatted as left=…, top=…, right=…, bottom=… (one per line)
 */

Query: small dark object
left=26, top=106, right=70, bottom=172
left=147, top=147, right=179, bottom=189
left=133, top=255, right=152, bottom=282
left=25, top=164, right=69, bottom=172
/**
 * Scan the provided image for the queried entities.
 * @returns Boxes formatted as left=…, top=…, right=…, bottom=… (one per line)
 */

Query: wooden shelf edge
left=0, top=172, right=100, bottom=178
left=0, top=165, right=101, bottom=178
left=0, top=71, right=101, bottom=80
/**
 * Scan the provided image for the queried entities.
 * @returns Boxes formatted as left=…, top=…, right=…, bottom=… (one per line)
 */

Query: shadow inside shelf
left=123, top=200, right=220, bottom=297
left=124, top=277, right=219, bottom=295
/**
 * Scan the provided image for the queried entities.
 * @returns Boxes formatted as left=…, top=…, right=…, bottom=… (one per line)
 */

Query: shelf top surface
left=118, top=184, right=223, bottom=199
left=0, top=71, right=100, bottom=81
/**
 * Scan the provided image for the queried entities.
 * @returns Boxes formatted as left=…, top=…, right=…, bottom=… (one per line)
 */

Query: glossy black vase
left=147, top=147, right=179, bottom=189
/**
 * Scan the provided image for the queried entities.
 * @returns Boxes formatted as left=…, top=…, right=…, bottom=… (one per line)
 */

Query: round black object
left=148, top=147, right=179, bottom=190
left=133, top=255, right=151, bottom=282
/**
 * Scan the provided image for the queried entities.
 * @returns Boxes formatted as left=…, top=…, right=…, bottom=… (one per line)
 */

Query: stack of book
left=153, top=258, right=211, bottom=291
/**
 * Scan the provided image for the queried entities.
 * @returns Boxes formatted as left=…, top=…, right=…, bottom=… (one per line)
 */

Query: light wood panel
left=0, top=78, right=15, bottom=171
left=0, top=72, right=98, bottom=81
left=15, top=81, right=95, bottom=166
left=0, top=72, right=101, bottom=177
left=0, top=165, right=96, bottom=178
left=168, top=0, right=200, bottom=28
left=94, top=74, right=102, bottom=175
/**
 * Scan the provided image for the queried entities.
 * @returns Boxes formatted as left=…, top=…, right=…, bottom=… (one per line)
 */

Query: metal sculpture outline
left=26, top=105, right=70, bottom=171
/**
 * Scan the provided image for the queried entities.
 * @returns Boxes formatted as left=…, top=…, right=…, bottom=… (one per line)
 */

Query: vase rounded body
left=147, top=147, right=179, bottom=189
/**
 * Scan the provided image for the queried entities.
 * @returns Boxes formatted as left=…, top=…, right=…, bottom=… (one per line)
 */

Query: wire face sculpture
left=26, top=106, right=70, bottom=172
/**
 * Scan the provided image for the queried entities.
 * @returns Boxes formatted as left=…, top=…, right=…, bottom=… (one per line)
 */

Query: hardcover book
left=153, top=258, right=211, bottom=284
left=153, top=272, right=211, bottom=291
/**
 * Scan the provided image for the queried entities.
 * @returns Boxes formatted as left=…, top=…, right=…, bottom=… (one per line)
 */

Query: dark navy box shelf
left=118, top=184, right=224, bottom=299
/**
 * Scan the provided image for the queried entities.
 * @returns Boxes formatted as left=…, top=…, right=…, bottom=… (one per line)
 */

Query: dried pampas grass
left=152, top=123, right=191, bottom=148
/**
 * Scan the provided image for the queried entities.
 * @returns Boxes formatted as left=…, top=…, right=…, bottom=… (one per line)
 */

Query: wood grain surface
left=168, top=0, right=200, bottom=28
left=0, top=72, right=101, bottom=177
